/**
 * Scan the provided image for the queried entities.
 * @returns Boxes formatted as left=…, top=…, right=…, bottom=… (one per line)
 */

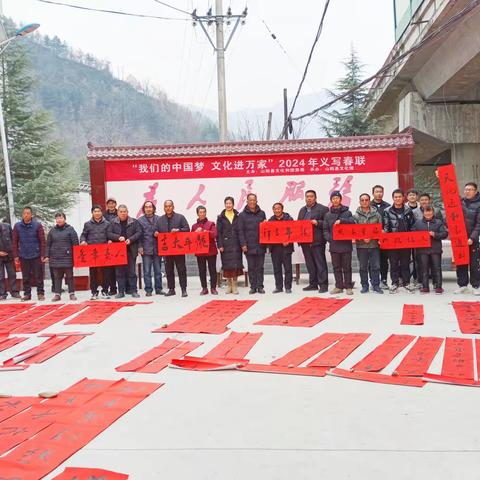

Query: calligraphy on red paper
left=379, top=232, right=431, bottom=250
left=74, top=243, right=127, bottom=268
left=333, top=223, right=382, bottom=241
left=259, top=220, right=313, bottom=244
left=157, top=232, right=209, bottom=256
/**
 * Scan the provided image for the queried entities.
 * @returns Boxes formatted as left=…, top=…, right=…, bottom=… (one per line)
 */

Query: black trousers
left=53, top=267, right=74, bottom=294
left=330, top=252, right=353, bottom=289
left=380, top=249, right=389, bottom=283
left=197, top=255, right=217, bottom=289
left=388, top=249, right=411, bottom=286
left=271, top=250, right=292, bottom=290
left=246, top=253, right=265, bottom=290
left=301, top=243, right=328, bottom=288
left=89, top=266, right=108, bottom=295
left=165, top=255, right=187, bottom=290
left=456, top=245, right=480, bottom=288
left=410, top=249, right=419, bottom=282
left=104, top=266, right=117, bottom=294
left=418, top=253, right=442, bottom=289
left=115, top=251, right=138, bottom=294
left=20, top=257, right=44, bottom=296
left=0, top=258, right=17, bottom=296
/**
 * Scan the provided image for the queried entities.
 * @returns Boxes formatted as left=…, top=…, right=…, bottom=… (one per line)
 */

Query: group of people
left=1, top=179, right=479, bottom=301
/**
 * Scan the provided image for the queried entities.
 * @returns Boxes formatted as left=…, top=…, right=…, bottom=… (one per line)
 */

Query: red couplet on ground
left=0, top=378, right=162, bottom=479
left=328, top=368, right=426, bottom=387
left=441, top=337, right=474, bottom=380
left=153, top=300, right=256, bottom=334
left=255, top=297, right=351, bottom=327
left=0, top=304, right=63, bottom=335
left=0, top=336, right=27, bottom=352
left=238, top=363, right=328, bottom=377
left=451, top=302, right=480, bottom=334
left=393, top=336, right=444, bottom=377
left=352, top=334, right=416, bottom=372
left=401, top=304, right=424, bottom=326
left=52, top=467, right=129, bottom=479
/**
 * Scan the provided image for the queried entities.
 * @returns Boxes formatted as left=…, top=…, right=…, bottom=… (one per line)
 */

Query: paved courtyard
left=2, top=272, right=479, bottom=479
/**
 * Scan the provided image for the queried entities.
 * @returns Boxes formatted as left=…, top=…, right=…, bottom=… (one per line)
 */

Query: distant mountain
left=24, top=34, right=218, bottom=180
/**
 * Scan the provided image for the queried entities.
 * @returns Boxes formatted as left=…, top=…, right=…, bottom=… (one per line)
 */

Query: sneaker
left=303, top=285, right=318, bottom=291
left=69, top=293, right=77, bottom=301
left=131, top=292, right=140, bottom=298
left=100, top=291, right=110, bottom=299
left=330, top=287, right=343, bottom=295
left=272, top=289, right=283, bottom=294
left=318, top=286, right=328, bottom=293
left=10, top=292, right=21, bottom=299
left=360, top=286, right=369, bottom=294
left=37, top=293, right=45, bottom=301
left=372, top=286, right=384, bottom=294
left=434, top=287, right=444, bottom=295
left=346, top=289, right=354, bottom=295
left=420, top=287, right=430, bottom=294
left=453, top=286, right=469, bottom=294
left=249, top=288, right=256, bottom=295
left=51, top=294, right=61, bottom=302
left=257, top=288, right=265, bottom=294
left=404, top=284, right=416, bottom=293
left=115, top=293, right=125, bottom=299
left=211, top=288, right=218, bottom=295
left=380, top=280, right=389, bottom=290
left=145, top=292, right=153, bottom=297
left=181, top=289, right=188, bottom=298
left=200, top=288, right=209, bottom=296
left=165, top=289, right=176, bottom=297
left=473, top=287, right=480, bottom=296
left=389, top=285, right=399, bottom=294
left=155, top=290, right=165, bottom=296
left=90, top=292, right=98, bottom=301
left=285, top=289, right=292, bottom=293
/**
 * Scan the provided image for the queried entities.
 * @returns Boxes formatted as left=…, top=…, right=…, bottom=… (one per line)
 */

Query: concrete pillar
left=451, top=143, right=480, bottom=190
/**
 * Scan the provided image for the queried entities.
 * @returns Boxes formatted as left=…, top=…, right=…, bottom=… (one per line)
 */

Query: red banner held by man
left=379, top=231, right=431, bottom=250
left=74, top=243, right=127, bottom=268
left=157, top=231, right=210, bottom=256
left=259, top=220, right=313, bottom=244
left=333, top=223, right=383, bottom=240
left=437, top=164, right=470, bottom=265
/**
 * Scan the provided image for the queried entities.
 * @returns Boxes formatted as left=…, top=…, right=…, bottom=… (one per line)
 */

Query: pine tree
left=321, top=47, right=379, bottom=137
left=0, top=20, right=76, bottom=221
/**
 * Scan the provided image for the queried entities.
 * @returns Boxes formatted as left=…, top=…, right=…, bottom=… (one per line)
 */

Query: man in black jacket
left=455, top=182, right=480, bottom=295
left=297, top=190, right=329, bottom=293
left=383, top=189, right=415, bottom=294
left=371, top=185, right=391, bottom=289
left=238, top=193, right=267, bottom=294
left=108, top=205, right=142, bottom=298
left=0, top=221, right=19, bottom=300
left=155, top=200, right=190, bottom=297
left=269, top=203, right=294, bottom=294
left=80, top=204, right=111, bottom=300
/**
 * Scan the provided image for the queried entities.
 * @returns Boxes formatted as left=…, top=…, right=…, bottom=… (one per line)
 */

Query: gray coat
left=108, top=216, right=143, bottom=257
left=353, top=207, right=382, bottom=249
left=138, top=214, right=160, bottom=255
left=46, top=224, right=79, bottom=268
left=156, top=212, right=190, bottom=234
left=80, top=217, right=110, bottom=244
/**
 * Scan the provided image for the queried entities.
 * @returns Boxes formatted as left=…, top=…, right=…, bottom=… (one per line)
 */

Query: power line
left=279, top=0, right=331, bottom=139
left=152, top=0, right=192, bottom=16
left=35, top=0, right=190, bottom=21
left=290, top=0, right=480, bottom=124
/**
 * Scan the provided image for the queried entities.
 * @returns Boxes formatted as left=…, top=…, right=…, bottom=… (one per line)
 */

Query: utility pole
left=266, top=112, right=272, bottom=140
left=283, top=88, right=289, bottom=140
left=192, top=2, right=247, bottom=142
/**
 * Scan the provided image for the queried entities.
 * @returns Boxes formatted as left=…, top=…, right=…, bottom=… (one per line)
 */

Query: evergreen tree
left=321, top=47, right=379, bottom=137
left=0, top=20, right=76, bottom=221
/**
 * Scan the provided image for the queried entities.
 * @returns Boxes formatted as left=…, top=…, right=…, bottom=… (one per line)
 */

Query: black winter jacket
left=80, top=217, right=110, bottom=245
left=108, top=216, right=143, bottom=257
left=323, top=205, right=355, bottom=253
left=156, top=213, right=189, bottom=234
left=217, top=209, right=243, bottom=270
left=383, top=205, right=415, bottom=233
left=237, top=205, right=267, bottom=255
left=104, top=209, right=118, bottom=222
left=46, top=224, right=79, bottom=268
left=268, top=213, right=295, bottom=254
left=0, top=223, right=13, bottom=258
left=297, top=202, right=329, bottom=245
left=371, top=199, right=390, bottom=215
left=462, top=192, right=480, bottom=244
left=412, top=217, right=448, bottom=254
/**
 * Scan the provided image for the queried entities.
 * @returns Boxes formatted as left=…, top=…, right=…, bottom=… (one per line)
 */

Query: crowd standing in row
left=0, top=180, right=478, bottom=301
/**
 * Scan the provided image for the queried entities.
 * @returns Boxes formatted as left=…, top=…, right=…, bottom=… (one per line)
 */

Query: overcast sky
left=4, top=0, right=394, bottom=116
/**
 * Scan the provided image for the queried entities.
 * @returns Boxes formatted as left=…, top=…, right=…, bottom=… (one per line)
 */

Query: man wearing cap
left=323, top=191, right=355, bottom=295
left=104, top=197, right=118, bottom=296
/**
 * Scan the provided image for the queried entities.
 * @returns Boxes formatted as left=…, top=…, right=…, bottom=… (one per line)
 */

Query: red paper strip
left=438, top=164, right=470, bottom=265
left=170, top=356, right=249, bottom=371
left=328, top=368, right=425, bottom=387
left=0, top=336, right=27, bottom=352
left=52, top=467, right=129, bottom=480
left=441, top=337, right=474, bottom=380
left=379, top=231, right=431, bottom=250
left=64, top=304, right=126, bottom=325
left=0, top=397, right=42, bottom=423
left=155, top=300, right=256, bottom=334
left=476, top=339, right=480, bottom=382
left=157, top=231, right=209, bottom=256
left=451, top=302, right=480, bottom=334
left=44, top=392, right=100, bottom=408
left=204, top=331, right=262, bottom=359
left=255, top=297, right=351, bottom=327
left=423, top=373, right=479, bottom=387
left=138, top=341, right=203, bottom=373
left=393, top=336, right=444, bottom=377
left=106, top=380, right=163, bottom=397
left=272, top=332, right=343, bottom=367
left=352, top=334, right=416, bottom=372
left=259, top=220, right=313, bottom=244
left=0, top=304, right=63, bottom=334
left=401, top=304, right=424, bottom=326
left=63, top=378, right=122, bottom=395
left=238, top=363, right=327, bottom=377
left=307, top=333, right=371, bottom=368
left=333, top=223, right=382, bottom=240
left=0, top=416, right=52, bottom=455
left=74, top=242, right=127, bottom=267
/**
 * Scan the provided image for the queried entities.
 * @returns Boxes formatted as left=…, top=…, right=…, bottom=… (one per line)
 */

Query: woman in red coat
left=191, top=206, right=218, bottom=295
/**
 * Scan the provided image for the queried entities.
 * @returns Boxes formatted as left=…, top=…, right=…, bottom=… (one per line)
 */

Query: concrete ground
left=1, top=271, right=479, bottom=480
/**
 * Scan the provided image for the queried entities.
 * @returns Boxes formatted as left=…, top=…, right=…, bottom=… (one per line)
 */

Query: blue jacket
left=13, top=220, right=46, bottom=260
